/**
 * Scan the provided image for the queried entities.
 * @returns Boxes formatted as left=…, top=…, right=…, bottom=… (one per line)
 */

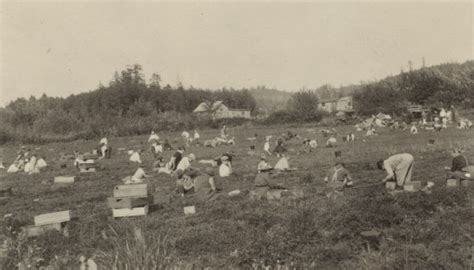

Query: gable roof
left=193, top=102, right=209, bottom=113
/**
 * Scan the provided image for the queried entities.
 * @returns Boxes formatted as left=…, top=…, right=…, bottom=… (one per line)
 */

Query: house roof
left=193, top=102, right=209, bottom=113
left=193, top=100, right=250, bottom=113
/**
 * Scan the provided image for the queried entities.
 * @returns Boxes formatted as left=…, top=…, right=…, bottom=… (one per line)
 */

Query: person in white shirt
left=410, top=124, right=418, bottom=134
left=123, top=164, right=152, bottom=184
left=219, top=156, right=232, bottom=177
left=148, top=131, right=160, bottom=142
left=274, top=154, right=290, bottom=171
left=176, top=153, right=195, bottom=172
left=100, top=137, right=108, bottom=146
left=129, top=150, right=142, bottom=164
left=151, top=142, right=163, bottom=158
left=264, top=139, right=272, bottom=156
left=194, top=130, right=200, bottom=141
left=36, top=157, right=48, bottom=169
left=326, top=137, right=337, bottom=147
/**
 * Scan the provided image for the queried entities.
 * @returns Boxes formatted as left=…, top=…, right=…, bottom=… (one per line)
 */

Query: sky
left=0, top=1, right=472, bottom=106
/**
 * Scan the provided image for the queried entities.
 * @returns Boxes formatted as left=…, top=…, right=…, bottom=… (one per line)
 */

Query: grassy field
left=0, top=123, right=473, bottom=269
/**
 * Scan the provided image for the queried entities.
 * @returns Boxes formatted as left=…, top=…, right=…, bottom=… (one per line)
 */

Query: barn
left=318, top=96, right=353, bottom=113
left=193, top=101, right=251, bottom=119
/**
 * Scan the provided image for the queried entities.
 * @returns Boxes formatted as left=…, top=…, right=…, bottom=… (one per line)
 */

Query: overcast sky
left=0, top=1, right=472, bottom=106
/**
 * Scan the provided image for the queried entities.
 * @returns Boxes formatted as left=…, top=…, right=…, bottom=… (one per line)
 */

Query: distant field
left=1, top=124, right=473, bottom=269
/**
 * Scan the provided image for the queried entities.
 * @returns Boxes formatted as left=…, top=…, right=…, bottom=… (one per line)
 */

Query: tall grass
left=96, top=223, right=175, bottom=270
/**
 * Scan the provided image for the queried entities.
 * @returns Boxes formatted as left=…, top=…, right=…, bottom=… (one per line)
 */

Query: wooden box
left=112, top=206, right=148, bottom=218
left=385, top=182, right=397, bottom=190
left=460, top=179, right=470, bottom=187
left=107, top=197, right=149, bottom=209
left=113, top=184, right=152, bottom=198
left=22, top=223, right=62, bottom=238
left=34, top=210, right=72, bottom=226
left=403, top=181, right=421, bottom=192
left=80, top=167, right=96, bottom=173
left=54, top=176, right=75, bottom=184
left=447, top=178, right=460, bottom=187
left=184, top=206, right=196, bottom=215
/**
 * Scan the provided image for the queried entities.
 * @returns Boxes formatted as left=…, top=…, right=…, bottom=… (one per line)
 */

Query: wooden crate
left=34, top=210, right=72, bottom=226
left=107, top=197, right=149, bottom=209
left=447, top=178, right=460, bottom=187
left=385, top=182, right=396, bottom=190
left=113, top=184, right=153, bottom=198
left=403, top=181, right=421, bottom=192
left=54, top=176, right=75, bottom=184
left=22, top=223, right=62, bottom=238
left=184, top=206, right=196, bottom=215
left=80, top=167, right=96, bottom=173
left=112, top=206, right=148, bottom=218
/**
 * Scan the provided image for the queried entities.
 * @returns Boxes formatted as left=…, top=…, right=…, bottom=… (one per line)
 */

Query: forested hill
left=351, top=60, right=474, bottom=115
left=247, top=86, right=292, bottom=114
left=1, top=61, right=472, bottom=144
left=250, top=61, right=474, bottom=115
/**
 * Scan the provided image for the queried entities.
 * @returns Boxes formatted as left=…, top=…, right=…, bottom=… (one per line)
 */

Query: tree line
left=0, top=65, right=257, bottom=144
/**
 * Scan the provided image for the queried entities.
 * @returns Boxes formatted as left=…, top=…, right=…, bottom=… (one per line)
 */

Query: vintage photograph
left=0, top=1, right=473, bottom=269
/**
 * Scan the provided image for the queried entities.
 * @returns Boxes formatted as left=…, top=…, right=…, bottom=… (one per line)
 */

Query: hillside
left=248, top=86, right=292, bottom=114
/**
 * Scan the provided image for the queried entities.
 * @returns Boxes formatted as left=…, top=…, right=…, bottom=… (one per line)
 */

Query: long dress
left=384, top=153, right=414, bottom=186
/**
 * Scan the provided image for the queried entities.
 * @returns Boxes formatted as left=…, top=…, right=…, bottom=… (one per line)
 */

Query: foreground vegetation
left=0, top=124, right=473, bottom=269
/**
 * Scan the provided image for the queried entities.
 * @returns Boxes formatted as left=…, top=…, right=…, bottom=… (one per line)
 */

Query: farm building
left=318, top=96, right=353, bottom=113
left=407, top=104, right=430, bottom=119
left=193, top=101, right=252, bottom=119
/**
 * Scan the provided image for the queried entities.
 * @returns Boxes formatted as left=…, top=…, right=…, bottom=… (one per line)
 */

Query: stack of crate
left=108, top=183, right=154, bottom=218
left=22, top=210, right=72, bottom=238
left=79, top=151, right=99, bottom=173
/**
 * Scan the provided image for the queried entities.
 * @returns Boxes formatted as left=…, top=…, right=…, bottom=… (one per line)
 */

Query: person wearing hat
left=263, top=138, right=272, bottom=156
left=176, top=153, right=195, bottom=172
left=444, top=148, right=474, bottom=180
left=273, top=137, right=287, bottom=156
left=257, top=155, right=272, bottom=173
left=176, top=168, right=197, bottom=195
left=377, top=153, right=414, bottom=187
left=148, top=131, right=160, bottom=143
left=193, top=167, right=217, bottom=201
left=168, top=147, right=185, bottom=171
left=219, top=155, right=232, bottom=177
left=129, top=149, right=142, bottom=164
left=214, top=151, right=235, bottom=166
left=254, top=163, right=282, bottom=200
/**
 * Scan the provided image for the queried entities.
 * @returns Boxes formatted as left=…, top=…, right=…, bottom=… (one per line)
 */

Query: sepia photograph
left=0, top=1, right=473, bottom=269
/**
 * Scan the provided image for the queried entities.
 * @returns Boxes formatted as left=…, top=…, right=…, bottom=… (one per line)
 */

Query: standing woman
left=377, top=153, right=414, bottom=187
